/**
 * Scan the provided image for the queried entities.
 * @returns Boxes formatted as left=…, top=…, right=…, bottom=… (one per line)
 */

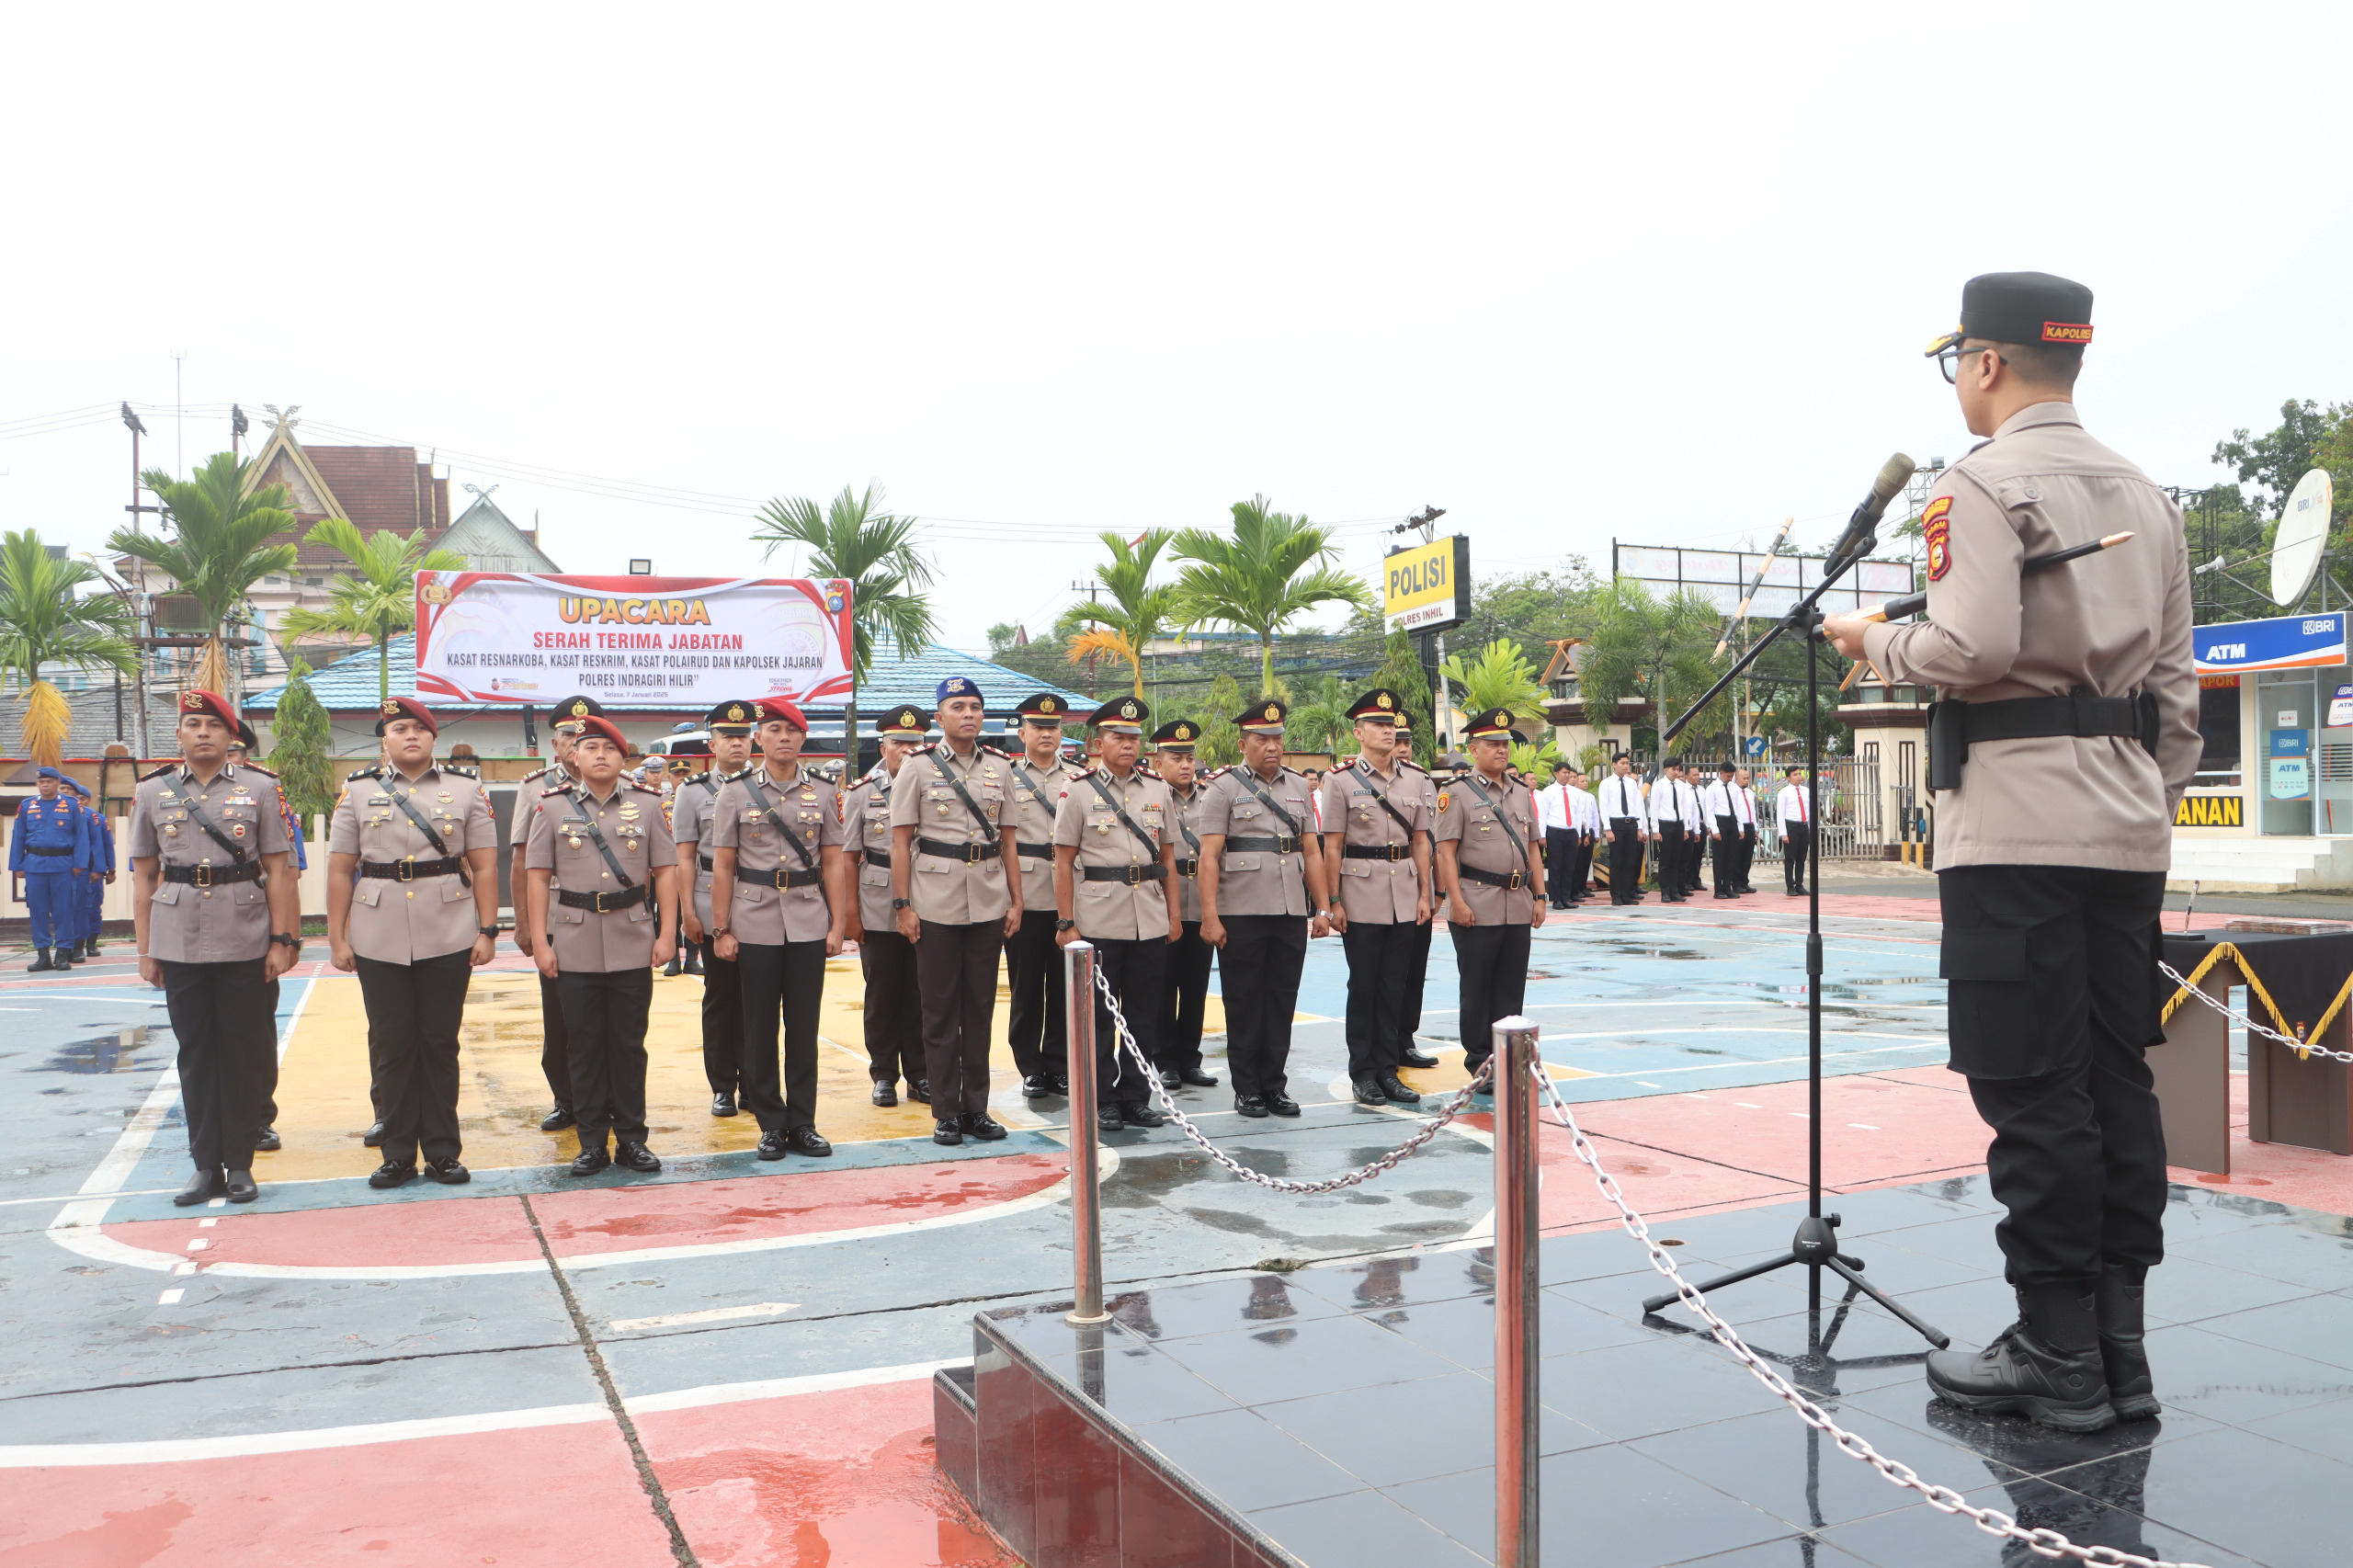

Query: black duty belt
left=1457, top=865, right=1529, bottom=891
left=862, top=847, right=891, bottom=869
left=1343, top=843, right=1411, bottom=861
left=164, top=861, right=264, bottom=887
left=25, top=844, right=72, bottom=857
left=1082, top=864, right=1165, bottom=884
left=1015, top=841, right=1053, bottom=859
left=557, top=887, right=644, bottom=914
left=1176, top=857, right=1198, bottom=877
left=699, top=854, right=715, bottom=872
left=1226, top=834, right=1300, bottom=854
left=1609, top=817, right=1638, bottom=826
left=763, top=867, right=824, bottom=890
left=916, top=835, right=997, bottom=865
left=358, top=856, right=464, bottom=881
left=1927, top=688, right=2157, bottom=791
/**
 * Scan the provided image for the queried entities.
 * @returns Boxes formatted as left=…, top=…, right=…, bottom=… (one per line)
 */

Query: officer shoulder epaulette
left=625, top=782, right=663, bottom=798
left=137, top=762, right=177, bottom=782
left=521, top=765, right=556, bottom=784
left=238, top=761, right=280, bottom=778
left=442, top=765, right=481, bottom=780
left=684, top=768, right=712, bottom=787
left=846, top=772, right=879, bottom=792
left=347, top=765, right=385, bottom=783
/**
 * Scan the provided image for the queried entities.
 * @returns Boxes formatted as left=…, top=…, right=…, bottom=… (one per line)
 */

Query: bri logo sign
left=2195, top=614, right=2343, bottom=676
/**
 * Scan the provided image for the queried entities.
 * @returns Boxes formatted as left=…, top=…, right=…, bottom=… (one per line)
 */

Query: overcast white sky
left=5, top=5, right=2347, bottom=654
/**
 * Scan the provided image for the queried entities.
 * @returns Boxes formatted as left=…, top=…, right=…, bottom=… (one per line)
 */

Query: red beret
left=374, top=695, right=438, bottom=736
left=754, top=698, right=809, bottom=731
left=572, top=714, right=631, bottom=754
left=176, top=689, right=239, bottom=728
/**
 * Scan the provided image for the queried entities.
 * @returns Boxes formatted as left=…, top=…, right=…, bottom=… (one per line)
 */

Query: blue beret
left=936, top=676, right=983, bottom=704
left=35, top=767, right=62, bottom=779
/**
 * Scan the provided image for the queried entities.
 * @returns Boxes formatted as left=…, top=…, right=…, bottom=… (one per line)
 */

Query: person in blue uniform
left=71, top=776, right=114, bottom=958
left=15, top=767, right=91, bottom=971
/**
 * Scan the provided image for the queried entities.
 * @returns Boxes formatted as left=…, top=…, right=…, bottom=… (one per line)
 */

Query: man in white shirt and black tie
left=1538, top=762, right=1578, bottom=910
left=1644, top=759, right=1692, bottom=904
left=1701, top=763, right=1748, bottom=900
left=1596, top=755, right=1646, bottom=906
left=1776, top=768, right=1813, bottom=896
left=1733, top=767, right=1760, bottom=893
left=1566, top=768, right=1599, bottom=905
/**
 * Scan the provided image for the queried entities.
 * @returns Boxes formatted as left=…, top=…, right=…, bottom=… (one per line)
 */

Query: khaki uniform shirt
left=888, top=744, right=1013, bottom=926
left=711, top=764, right=842, bottom=945
left=1319, top=757, right=1429, bottom=923
left=131, top=762, right=292, bottom=964
left=523, top=780, right=676, bottom=972
left=327, top=763, right=495, bottom=963
left=1438, top=770, right=1540, bottom=926
left=1165, top=779, right=1211, bottom=922
left=1002, top=750, right=1080, bottom=914
left=1053, top=766, right=1176, bottom=941
left=1862, top=403, right=2200, bottom=871
left=669, top=769, right=747, bottom=930
left=841, top=764, right=899, bottom=933
left=1199, top=765, right=1317, bottom=918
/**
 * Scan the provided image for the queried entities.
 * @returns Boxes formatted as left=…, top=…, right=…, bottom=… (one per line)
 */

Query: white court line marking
left=1851, top=1123, right=1881, bottom=1131
left=0, top=1358, right=957, bottom=1467
left=156, top=1288, right=183, bottom=1305
left=609, top=1301, right=799, bottom=1333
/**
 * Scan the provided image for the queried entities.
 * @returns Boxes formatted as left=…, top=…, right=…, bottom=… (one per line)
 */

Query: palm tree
left=1057, top=529, right=1178, bottom=700
left=1287, top=674, right=1350, bottom=756
left=1574, top=580, right=1730, bottom=757
left=0, top=531, right=138, bottom=766
left=750, top=483, right=937, bottom=759
left=109, top=451, right=298, bottom=703
left=281, top=518, right=468, bottom=703
left=1440, top=637, right=1550, bottom=731
left=1171, top=496, right=1370, bottom=700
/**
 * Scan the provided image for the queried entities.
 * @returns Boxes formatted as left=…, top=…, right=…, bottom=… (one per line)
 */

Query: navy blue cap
left=936, top=676, right=983, bottom=704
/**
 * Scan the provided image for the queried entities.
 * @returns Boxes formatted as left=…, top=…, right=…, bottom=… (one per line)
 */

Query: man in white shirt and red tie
left=1566, top=767, right=1599, bottom=905
left=1733, top=767, right=1760, bottom=893
left=1538, top=762, right=1580, bottom=910
left=1776, top=768, right=1813, bottom=896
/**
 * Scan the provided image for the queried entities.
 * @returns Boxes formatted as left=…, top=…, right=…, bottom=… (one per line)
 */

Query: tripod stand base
left=1643, top=1213, right=1950, bottom=1348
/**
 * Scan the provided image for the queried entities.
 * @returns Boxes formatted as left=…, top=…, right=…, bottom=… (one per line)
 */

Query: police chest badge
left=1923, top=495, right=1954, bottom=582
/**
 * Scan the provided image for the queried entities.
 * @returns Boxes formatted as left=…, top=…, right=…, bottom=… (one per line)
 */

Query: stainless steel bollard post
left=1493, top=1017, right=1541, bottom=1568
left=1064, top=941, right=1111, bottom=1326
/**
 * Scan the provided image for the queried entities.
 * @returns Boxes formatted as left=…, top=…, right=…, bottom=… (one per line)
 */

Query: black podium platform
left=938, top=1176, right=2351, bottom=1567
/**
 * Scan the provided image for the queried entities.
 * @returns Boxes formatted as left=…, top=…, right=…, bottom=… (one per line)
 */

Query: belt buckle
left=396, top=857, right=415, bottom=883
left=1507, top=869, right=1524, bottom=891
left=1277, top=835, right=1296, bottom=854
left=193, top=862, right=213, bottom=890
left=965, top=843, right=985, bottom=866
left=1391, top=844, right=1407, bottom=861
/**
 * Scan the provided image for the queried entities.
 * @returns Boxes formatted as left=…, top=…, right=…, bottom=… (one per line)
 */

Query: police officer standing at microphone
left=1824, top=271, right=2198, bottom=1431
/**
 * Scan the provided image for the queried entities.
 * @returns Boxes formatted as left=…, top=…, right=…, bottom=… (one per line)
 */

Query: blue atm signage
left=2195, top=613, right=2345, bottom=675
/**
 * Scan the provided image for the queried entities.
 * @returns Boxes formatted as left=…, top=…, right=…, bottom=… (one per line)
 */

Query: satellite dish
left=2270, top=468, right=2334, bottom=608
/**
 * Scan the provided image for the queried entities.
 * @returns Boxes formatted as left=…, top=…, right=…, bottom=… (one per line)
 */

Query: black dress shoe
left=1021, top=1074, right=1052, bottom=1099
left=540, top=1107, right=576, bottom=1132
left=871, top=1080, right=898, bottom=1107
left=1050, top=1073, right=1070, bottom=1096
left=1181, top=1067, right=1219, bottom=1087
left=568, top=1147, right=610, bottom=1176
left=423, top=1158, right=471, bottom=1185
left=1351, top=1077, right=1387, bottom=1106
left=368, top=1161, right=415, bottom=1189
left=1234, top=1095, right=1269, bottom=1118
left=1159, top=1068, right=1183, bottom=1091
left=683, top=947, right=703, bottom=975
left=756, top=1130, right=789, bottom=1160
left=173, top=1167, right=224, bottom=1206
left=224, top=1170, right=258, bottom=1203
left=1122, top=1103, right=1165, bottom=1128
left=960, top=1113, right=1006, bottom=1142
left=907, top=1079, right=932, bottom=1105
left=662, top=954, right=684, bottom=977
left=1266, top=1093, right=1302, bottom=1118
left=786, top=1126, right=833, bottom=1156
left=254, top=1125, right=281, bottom=1153
left=1377, top=1074, right=1422, bottom=1106
left=613, top=1141, right=662, bottom=1173
left=362, top=1120, right=385, bottom=1147
left=1097, top=1108, right=1125, bottom=1133
left=710, top=1093, right=738, bottom=1117
left=1398, top=1046, right=1439, bottom=1070
left=934, top=1119, right=964, bottom=1145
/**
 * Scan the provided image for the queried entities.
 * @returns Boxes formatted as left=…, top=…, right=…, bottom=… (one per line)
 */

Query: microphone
left=1825, top=452, right=1915, bottom=567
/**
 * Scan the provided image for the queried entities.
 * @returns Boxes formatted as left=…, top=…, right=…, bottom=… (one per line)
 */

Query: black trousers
left=1453, top=921, right=1532, bottom=1071
left=1543, top=828, right=1576, bottom=906
left=1711, top=814, right=1742, bottom=894
left=1781, top=823, right=1812, bottom=892
left=699, top=937, right=743, bottom=1096
left=918, top=919, right=1002, bottom=1118
left=160, top=957, right=277, bottom=1173
left=1161, top=921, right=1216, bottom=1073
left=1737, top=825, right=1756, bottom=890
left=356, top=949, right=471, bottom=1166
left=858, top=927, right=923, bottom=1085
left=738, top=939, right=825, bottom=1132
left=539, top=972, right=573, bottom=1110
left=1397, top=915, right=1434, bottom=1058
left=1683, top=829, right=1706, bottom=893
left=555, top=968, right=653, bottom=1149
left=1005, top=908, right=1067, bottom=1079
left=1340, top=919, right=1417, bottom=1079
left=1607, top=821, right=1643, bottom=903
left=1090, top=936, right=1165, bottom=1111
left=1567, top=833, right=1595, bottom=900
left=1222, top=915, right=1308, bottom=1099
left=1941, top=865, right=2169, bottom=1286
left=1654, top=821, right=1687, bottom=900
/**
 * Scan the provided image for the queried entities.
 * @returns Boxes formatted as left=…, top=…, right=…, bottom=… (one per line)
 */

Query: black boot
left=28, top=949, right=52, bottom=972
left=1926, top=1281, right=2114, bottom=1432
left=683, top=945, right=703, bottom=975
left=2097, top=1264, right=2158, bottom=1421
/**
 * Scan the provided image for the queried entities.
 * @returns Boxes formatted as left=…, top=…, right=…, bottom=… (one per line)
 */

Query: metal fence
left=1672, top=756, right=1884, bottom=862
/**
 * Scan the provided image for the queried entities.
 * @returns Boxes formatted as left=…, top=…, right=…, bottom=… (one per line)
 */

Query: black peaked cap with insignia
left=1926, top=271, right=2094, bottom=356
left=702, top=699, right=756, bottom=734
left=1088, top=695, right=1149, bottom=733
left=1346, top=687, right=1403, bottom=722
left=1235, top=699, right=1287, bottom=734
left=1463, top=706, right=1527, bottom=743
left=877, top=703, right=929, bottom=737
left=1151, top=718, right=1200, bottom=747
left=549, top=694, right=607, bottom=733
left=1016, top=692, right=1073, bottom=723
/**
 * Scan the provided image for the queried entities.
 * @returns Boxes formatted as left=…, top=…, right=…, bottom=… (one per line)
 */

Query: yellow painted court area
left=1395, top=1044, right=1599, bottom=1096
left=257, top=956, right=1230, bottom=1180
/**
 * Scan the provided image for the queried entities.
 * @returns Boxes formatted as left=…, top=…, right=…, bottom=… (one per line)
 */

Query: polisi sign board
left=1384, top=535, right=1472, bottom=634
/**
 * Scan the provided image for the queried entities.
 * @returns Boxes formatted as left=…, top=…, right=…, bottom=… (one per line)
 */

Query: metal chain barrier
left=1526, top=1062, right=2211, bottom=1568
left=2159, top=959, right=2353, bottom=1064
left=1089, top=962, right=1495, bottom=1194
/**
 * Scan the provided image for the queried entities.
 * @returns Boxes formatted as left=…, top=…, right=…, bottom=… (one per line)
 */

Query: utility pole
left=172, top=353, right=186, bottom=477
left=1388, top=506, right=1450, bottom=753
left=120, top=403, right=155, bottom=756
left=1072, top=579, right=1103, bottom=696
left=231, top=403, right=248, bottom=462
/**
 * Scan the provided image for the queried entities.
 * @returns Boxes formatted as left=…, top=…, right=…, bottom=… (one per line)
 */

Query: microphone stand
left=1640, top=533, right=1949, bottom=1348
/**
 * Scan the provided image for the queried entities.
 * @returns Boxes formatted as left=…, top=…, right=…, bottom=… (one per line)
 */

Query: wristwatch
left=1055, top=918, right=1075, bottom=932
left=892, top=897, right=914, bottom=911
left=478, top=925, right=501, bottom=937
left=269, top=932, right=300, bottom=949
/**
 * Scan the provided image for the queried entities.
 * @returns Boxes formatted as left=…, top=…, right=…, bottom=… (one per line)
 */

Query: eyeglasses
left=1936, top=344, right=2008, bottom=384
